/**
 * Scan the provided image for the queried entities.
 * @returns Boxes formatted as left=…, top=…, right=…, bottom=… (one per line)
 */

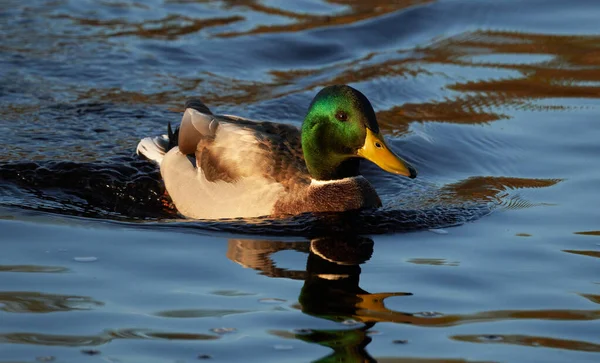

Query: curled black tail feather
left=184, top=97, right=212, bottom=115
left=167, top=97, right=212, bottom=151
left=167, top=122, right=179, bottom=151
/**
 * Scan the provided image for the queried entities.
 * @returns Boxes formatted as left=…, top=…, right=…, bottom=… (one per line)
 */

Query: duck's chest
left=272, top=176, right=381, bottom=216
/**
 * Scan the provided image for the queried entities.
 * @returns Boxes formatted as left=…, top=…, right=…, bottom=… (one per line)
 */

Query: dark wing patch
left=244, top=121, right=310, bottom=189
left=204, top=117, right=310, bottom=188
left=169, top=106, right=310, bottom=188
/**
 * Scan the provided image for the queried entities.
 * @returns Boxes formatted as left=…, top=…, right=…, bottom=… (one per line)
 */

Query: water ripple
left=0, top=292, right=103, bottom=313
left=155, top=308, right=252, bottom=318
left=453, top=334, right=600, bottom=353
left=0, top=265, right=69, bottom=273
left=0, top=328, right=219, bottom=347
left=2, top=1, right=600, bottom=362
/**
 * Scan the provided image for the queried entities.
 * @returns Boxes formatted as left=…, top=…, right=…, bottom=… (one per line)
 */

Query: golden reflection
left=440, top=176, right=561, bottom=202
left=453, top=334, right=600, bottom=353
left=328, top=30, right=600, bottom=132
left=227, top=236, right=600, bottom=362
left=580, top=294, right=600, bottom=305
left=563, top=250, right=600, bottom=259
left=57, top=0, right=600, bottom=139
left=216, top=0, right=435, bottom=38
left=214, top=29, right=600, bottom=126
left=400, top=176, right=562, bottom=211
left=80, top=28, right=600, bottom=146
left=227, top=239, right=309, bottom=280
left=575, top=231, right=600, bottom=236
left=60, top=14, right=243, bottom=39
left=60, top=0, right=434, bottom=41
left=376, top=98, right=507, bottom=135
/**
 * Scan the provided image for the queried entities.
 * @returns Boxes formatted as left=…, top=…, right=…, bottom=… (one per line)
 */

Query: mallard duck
left=137, top=85, right=416, bottom=219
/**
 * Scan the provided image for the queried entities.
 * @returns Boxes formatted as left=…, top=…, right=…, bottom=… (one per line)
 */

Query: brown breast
left=271, top=176, right=381, bottom=217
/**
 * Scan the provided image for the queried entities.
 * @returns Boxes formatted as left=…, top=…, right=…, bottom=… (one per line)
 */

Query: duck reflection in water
left=227, top=235, right=411, bottom=363
left=228, top=235, right=600, bottom=362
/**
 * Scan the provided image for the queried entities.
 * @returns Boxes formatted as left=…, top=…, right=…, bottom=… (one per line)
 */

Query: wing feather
left=173, top=106, right=309, bottom=189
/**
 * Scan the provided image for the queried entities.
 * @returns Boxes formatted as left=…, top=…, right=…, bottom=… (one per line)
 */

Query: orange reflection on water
left=238, top=235, right=600, bottom=362
left=216, top=0, right=435, bottom=38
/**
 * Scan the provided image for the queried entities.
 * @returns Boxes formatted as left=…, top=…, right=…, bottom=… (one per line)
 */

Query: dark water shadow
left=0, top=154, right=565, bottom=236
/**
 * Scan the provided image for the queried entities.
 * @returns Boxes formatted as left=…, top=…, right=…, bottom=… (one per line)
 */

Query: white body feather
left=136, top=110, right=289, bottom=219
left=136, top=135, right=168, bottom=165
left=160, top=147, right=286, bottom=219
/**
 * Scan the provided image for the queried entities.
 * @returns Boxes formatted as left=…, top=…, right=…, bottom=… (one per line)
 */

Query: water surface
left=1, top=0, right=600, bottom=362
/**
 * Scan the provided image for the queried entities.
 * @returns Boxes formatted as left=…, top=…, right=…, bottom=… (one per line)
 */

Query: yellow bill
left=357, top=128, right=417, bottom=178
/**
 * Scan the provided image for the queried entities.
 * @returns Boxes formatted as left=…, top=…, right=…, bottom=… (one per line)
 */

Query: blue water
left=1, top=0, right=600, bottom=362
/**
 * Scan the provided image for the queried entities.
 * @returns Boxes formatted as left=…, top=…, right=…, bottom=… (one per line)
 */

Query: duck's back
left=160, top=104, right=312, bottom=219
left=184, top=114, right=309, bottom=188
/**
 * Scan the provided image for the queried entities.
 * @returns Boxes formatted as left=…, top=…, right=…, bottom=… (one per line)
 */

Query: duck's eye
left=335, top=111, right=348, bottom=122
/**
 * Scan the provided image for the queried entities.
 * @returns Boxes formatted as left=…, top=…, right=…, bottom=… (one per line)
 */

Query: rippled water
left=1, top=0, right=600, bottom=362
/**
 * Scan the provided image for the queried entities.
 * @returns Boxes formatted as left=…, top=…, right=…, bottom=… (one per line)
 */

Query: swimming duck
left=137, top=85, right=416, bottom=219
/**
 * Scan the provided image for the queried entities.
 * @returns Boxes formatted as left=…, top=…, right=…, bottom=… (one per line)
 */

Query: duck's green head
left=301, top=85, right=417, bottom=181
